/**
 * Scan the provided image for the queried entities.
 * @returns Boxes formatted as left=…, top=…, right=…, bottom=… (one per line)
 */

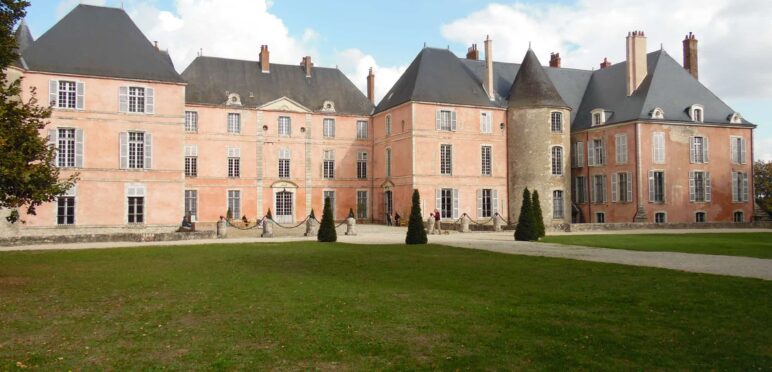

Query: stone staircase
left=753, top=202, right=772, bottom=222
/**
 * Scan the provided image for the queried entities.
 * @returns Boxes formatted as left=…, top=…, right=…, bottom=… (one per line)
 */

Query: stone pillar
left=216, top=218, right=227, bottom=238
left=427, top=216, right=435, bottom=235
left=459, top=214, right=470, bottom=233
left=345, top=217, right=356, bottom=236
left=261, top=218, right=273, bottom=238
left=305, top=218, right=319, bottom=237
left=493, top=214, right=503, bottom=232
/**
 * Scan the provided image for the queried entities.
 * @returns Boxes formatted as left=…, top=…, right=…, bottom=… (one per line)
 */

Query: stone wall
left=568, top=221, right=772, bottom=232
left=0, top=230, right=215, bottom=247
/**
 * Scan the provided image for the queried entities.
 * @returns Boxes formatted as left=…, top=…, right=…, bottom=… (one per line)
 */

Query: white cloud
left=335, top=48, right=408, bottom=103
left=441, top=0, right=772, bottom=102
left=756, top=137, right=772, bottom=162
left=56, top=0, right=106, bottom=18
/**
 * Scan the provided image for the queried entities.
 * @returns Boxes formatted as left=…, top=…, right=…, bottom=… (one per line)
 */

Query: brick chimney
left=484, top=35, right=494, bottom=101
left=626, top=30, right=647, bottom=96
left=683, top=32, right=698, bottom=80
left=466, top=44, right=479, bottom=60
left=259, top=45, right=270, bottom=73
left=600, top=57, right=612, bottom=69
left=366, top=67, right=375, bottom=104
left=549, top=52, right=561, bottom=68
left=300, top=56, right=313, bottom=78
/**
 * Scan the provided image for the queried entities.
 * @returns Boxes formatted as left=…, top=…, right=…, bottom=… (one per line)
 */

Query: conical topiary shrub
left=405, top=189, right=428, bottom=244
left=266, top=208, right=273, bottom=220
left=532, top=190, right=546, bottom=238
left=317, top=197, right=337, bottom=242
left=309, top=208, right=316, bottom=220
left=514, top=187, right=537, bottom=241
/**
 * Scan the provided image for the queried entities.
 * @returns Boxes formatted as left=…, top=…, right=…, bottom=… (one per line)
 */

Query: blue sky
left=24, top=0, right=771, bottom=160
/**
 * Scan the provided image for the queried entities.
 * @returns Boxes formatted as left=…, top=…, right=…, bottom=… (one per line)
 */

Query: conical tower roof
left=14, top=19, right=34, bottom=53
left=507, top=49, right=568, bottom=108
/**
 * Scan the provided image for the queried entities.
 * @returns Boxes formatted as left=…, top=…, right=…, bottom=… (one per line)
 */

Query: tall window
left=440, top=144, right=452, bottom=175
left=588, top=138, right=604, bottom=166
left=227, top=113, right=241, bottom=134
left=480, top=189, right=494, bottom=218
left=689, top=171, right=711, bottom=202
left=381, top=148, right=390, bottom=177
left=323, top=118, right=335, bottom=138
left=690, top=136, right=708, bottom=163
left=278, top=116, right=291, bottom=137
left=356, top=190, right=368, bottom=219
left=731, top=137, right=746, bottom=164
left=592, top=174, right=607, bottom=203
left=58, top=81, right=77, bottom=109
left=550, top=112, right=563, bottom=132
left=575, top=176, right=587, bottom=204
left=228, top=147, right=240, bottom=178
left=612, top=172, right=632, bottom=202
left=553, top=190, right=564, bottom=218
left=439, top=188, right=454, bottom=219
left=227, top=190, right=241, bottom=219
left=436, top=110, right=456, bottom=131
left=481, top=145, right=492, bottom=176
left=278, top=148, right=290, bottom=179
left=551, top=146, right=563, bottom=175
left=185, top=190, right=197, bottom=219
left=127, top=184, right=145, bottom=224
left=323, top=150, right=335, bottom=179
left=184, top=145, right=197, bottom=177
left=57, top=128, right=76, bottom=168
left=480, top=112, right=492, bottom=134
left=357, top=120, right=368, bottom=139
left=385, top=115, right=392, bottom=136
left=323, top=190, right=336, bottom=217
left=572, top=142, right=584, bottom=168
left=128, top=87, right=146, bottom=113
left=649, top=171, right=665, bottom=202
left=615, top=134, right=628, bottom=164
left=732, top=171, right=749, bottom=202
left=57, top=188, right=76, bottom=225
left=128, top=132, right=145, bottom=169
left=652, top=132, right=665, bottom=164
left=357, top=152, right=368, bottom=179
left=185, top=111, right=198, bottom=132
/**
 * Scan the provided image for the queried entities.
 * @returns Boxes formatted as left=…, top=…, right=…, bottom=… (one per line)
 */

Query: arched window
left=733, top=211, right=744, bottom=223
left=728, top=112, right=743, bottom=124
left=650, top=107, right=664, bottom=119
left=689, top=104, right=704, bottom=122
left=551, top=146, right=563, bottom=175
left=695, top=211, right=706, bottom=223
left=550, top=112, right=563, bottom=132
left=385, top=114, right=392, bottom=136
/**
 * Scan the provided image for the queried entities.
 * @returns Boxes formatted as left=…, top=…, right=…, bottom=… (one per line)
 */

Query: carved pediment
left=258, top=96, right=311, bottom=113
left=271, top=180, right=299, bottom=189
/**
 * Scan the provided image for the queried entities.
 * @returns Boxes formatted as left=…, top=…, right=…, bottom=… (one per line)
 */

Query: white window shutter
left=577, top=142, right=584, bottom=167
left=626, top=172, right=633, bottom=202
left=76, top=82, right=85, bottom=110
left=145, top=88, right=154, bottom=114
left=732, top=172, right=738, bottom=202
left=601, top=175, right=607, bottom=202
left=435, top=110, right=441, bottom=130
left=452, top=189, right=459, bottom=219
left=49, top=80, right=58, bottom=107
left=591, top=177, right=596, bottom=203
left=75, top=129, right=84, bottom=168
left=492, top=189, right=499, bottom=215
left=119, top=132, right=128, bottom=169
left=601, top=138, right=607, bottom=165
left=119, top=86, right=128, bottom=113
left=731, top=138, right=738, bottom=163
left=705, top=172, right=712, bottom=202
left=742, top=173, right=749, bottom=202
left=688, top=171, right=695, bottom=202
left=588, top=140, right=595, bottom=166
left=703, top=137, right=709, bottom=163
left=611, top=173, right=618, bottom=202
left=740, top=138, right=747, bottom=164
left=662, top=172, right=666, bottom=202
left=648, top=171, right=655, bottom=202
left=451, top=111, right=457, bottom=131
left=48, top=129, right=58, bottom=165
left=144, top=133, right=153, bottom=169
left=435, top=189, right=442, bottom=218
left=689, top=136, right=695, bottom=163
left=476, top=189, right=482, bottom=218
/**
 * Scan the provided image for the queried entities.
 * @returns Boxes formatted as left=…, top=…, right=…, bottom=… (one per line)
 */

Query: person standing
left=434, top=209, right=442, bottom=234
left=386, top=212, right=393, bottom=226
left=394, top=212, right=401, bottom=227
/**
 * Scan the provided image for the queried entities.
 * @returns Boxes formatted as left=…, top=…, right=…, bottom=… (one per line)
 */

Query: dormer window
left=728, top=112, right=742, bottom=124
left=321, top=100, right=336, bottom=113
left=591, top=109, right=606, bottom=126
left=650, top=107, right=664, bottom=119
left=227, top=93, right=242, bottom=106
left=689, top=104, right=704, bottom=122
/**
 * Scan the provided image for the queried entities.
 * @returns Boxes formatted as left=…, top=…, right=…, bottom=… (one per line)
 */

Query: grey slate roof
left=375, top=46, right=753, bottom=130
left=507, top=49, right=568, bottom=109
left=13, top=19, right=33, bottom=54
left=20, top=5, right=184, bottom=83
left=182, top=56, right=373, bottom=116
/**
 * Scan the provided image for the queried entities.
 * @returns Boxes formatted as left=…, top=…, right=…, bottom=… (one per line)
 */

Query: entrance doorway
left=275, top=190, right=293, bottom=224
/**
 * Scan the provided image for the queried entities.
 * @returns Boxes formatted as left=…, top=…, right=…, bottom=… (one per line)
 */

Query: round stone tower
left=506, top=49, right=572, bottom=228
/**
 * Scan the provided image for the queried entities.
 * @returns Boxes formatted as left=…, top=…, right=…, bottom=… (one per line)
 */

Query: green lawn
left=542, top=232, right=772, bottom=259
left=1, top=243, right=770, bottom=370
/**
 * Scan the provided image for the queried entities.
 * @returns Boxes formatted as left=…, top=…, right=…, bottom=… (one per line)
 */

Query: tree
left=514, top=187, right=537, bottom=241
left=317, top=197, right=337, bottom=242
left=532, top=190, right=546, bottom=238
left=405, top=189, right=428, bottom=244
left=755, top=160, right=772, bottom=215
left=0, top=1, right=77, bottom=223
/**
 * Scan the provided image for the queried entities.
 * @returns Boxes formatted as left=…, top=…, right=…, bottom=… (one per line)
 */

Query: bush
left=317, top=197, right=337, bottom=242
left=348, top=208, right=355, bottom=219
left=266, top=208, right=273, bottom=220
left=226, top=208, right=232, bottom=220
left=309, top=208, right=316, bottom=220
left=514, top=188, right=537, bottom=241
left=405, top=189, right=428, bottom=244
left=532, top=190, right=546, bottom=238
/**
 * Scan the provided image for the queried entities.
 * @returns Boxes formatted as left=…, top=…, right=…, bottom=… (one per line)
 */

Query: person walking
left=394, top=212, right=401, bottom=227
left=386, top=212, right=393, bottom=226
left=433, top=209, right=442, bottom=234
